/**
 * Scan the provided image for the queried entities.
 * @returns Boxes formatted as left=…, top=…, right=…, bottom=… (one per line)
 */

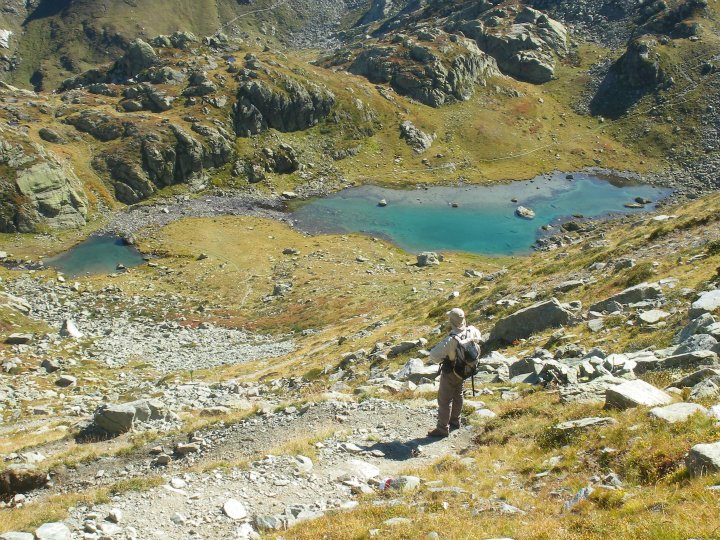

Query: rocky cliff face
left=341, top=31, right=500, bottom=107
left=234, top=76, right=335, bottom=136
left=327, top=0, right=568, bottom=103
left=0, top=132, right=87, bottom=233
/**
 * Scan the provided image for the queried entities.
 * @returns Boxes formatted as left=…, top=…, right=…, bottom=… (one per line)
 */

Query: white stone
left=335, top=459, right=380, bottom=482
left=605, top=379, right=673, bottom=409
left=690, top=289, right=720, bottom=318
left=35, top=522, right=71, bottom=540
left=686, top=441, right=720, bottom=476
left=60, top=319, right=83, bottom=338
left=223, top=498, right=248, bottom=520
left=0, top=30, right=12, bottom=49
left=638, top=309, right=670, bottom=324
left=649, top=402, right=708, bottom=423
left=294, top=455, right=313, bottom=473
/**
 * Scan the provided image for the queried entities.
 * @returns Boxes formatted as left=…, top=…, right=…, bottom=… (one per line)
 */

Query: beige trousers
left=436, top=371, right=463, bottom=432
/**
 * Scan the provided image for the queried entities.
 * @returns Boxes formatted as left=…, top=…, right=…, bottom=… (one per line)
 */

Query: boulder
left=0, top=464, right=48, bottom=495
left=673, top=335, right=718, bottom=356
left=335, top=459, right=380, bottom=482
left=589, top=282, right=662, bottom=312
left=552, top=416, right=617, bottom=434
left=487, top=298, right=573, bottom=346
left=686, top=442, right=720, bottom=476
left=657, top=350, right=718, bottom=371
left=638, top=309, right=670, bottom=324
left=560, top=376, right=627, bottom=404
left=605, top=380, right=673, bottom=410
left=35, top=523, right=71, bottom=540
left=674, top=313, right=716, bottom=344
left=0, top=532, right=35, bottom=540
left=93, top=404, right=136, bottom=433
left=65, top=111, right=126, bottom=142
left=399, top=121, right=433, bottom=153
left=649, top=403, right=708, bottom=424
left=0, top=30, right=12, bottom=49
left=5, top=333, right=32, bottom=344
left=223, top=498, right=248, bottom=520
left=393, top=358, right=438, bottom=383
left=38, top=128, right=65, bottom=144
left=60, top=319, right=83, bottom=338
left=689, top=376, right=720, bottom=401
left=417, top=252, right=440, bottom=266
left=669, top=368, right=720, bottom=389
left=690, top=290, right=720, bottom=319
left=389, top=339, right=425, bottom=357
left=515, top=206, right=535, bottom=219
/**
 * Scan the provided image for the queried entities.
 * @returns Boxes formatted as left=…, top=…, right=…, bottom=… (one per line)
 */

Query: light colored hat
left=447, top=307, right=466, bottom=329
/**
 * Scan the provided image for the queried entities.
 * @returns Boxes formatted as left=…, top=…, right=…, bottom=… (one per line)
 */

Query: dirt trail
left=46, top=398, right=475, bottom=538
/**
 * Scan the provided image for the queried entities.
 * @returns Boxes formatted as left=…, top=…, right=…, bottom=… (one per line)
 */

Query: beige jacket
left=428, top=325, right=483, bottom=364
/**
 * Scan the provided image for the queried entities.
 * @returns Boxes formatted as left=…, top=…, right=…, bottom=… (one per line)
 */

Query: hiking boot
left=427, top=427, right=449, bottom=438
left=449, top=420, right=461, bottom=431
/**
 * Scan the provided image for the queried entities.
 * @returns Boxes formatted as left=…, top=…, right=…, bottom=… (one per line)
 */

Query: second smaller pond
left=45, top=235, right=146, bottom=277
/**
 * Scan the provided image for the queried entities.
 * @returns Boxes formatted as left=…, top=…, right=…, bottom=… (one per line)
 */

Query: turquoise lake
left=46, top=235, right=146, bottom=277
left=291, top=173, right=672, bottom=255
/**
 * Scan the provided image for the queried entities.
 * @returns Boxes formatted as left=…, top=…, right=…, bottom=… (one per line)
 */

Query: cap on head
left=447, top=307, right=466, bottom=329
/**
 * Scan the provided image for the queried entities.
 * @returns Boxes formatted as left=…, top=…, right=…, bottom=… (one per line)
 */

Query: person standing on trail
left=427, top=308, right=484, bottom=438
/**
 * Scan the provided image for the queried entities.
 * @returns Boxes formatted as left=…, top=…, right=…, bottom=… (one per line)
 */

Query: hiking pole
left=471, top=374, right=476, bottom=396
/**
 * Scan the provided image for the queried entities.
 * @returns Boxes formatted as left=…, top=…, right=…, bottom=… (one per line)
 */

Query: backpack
left=449, top=329, right=482, bottom=382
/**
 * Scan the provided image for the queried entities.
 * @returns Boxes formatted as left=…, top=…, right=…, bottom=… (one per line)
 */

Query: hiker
left=427, top=308, right=484, bottom=438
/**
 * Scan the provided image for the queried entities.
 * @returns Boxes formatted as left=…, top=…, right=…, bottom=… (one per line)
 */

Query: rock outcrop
left=340, top=32, right=500, bottom=107
left=0, top=134, right=87, bottom=232
left=91, top=122, right=234, bottom=204
left=234, top=77, right=335, bottom=136
left=451, top=6, right=568, bottom=83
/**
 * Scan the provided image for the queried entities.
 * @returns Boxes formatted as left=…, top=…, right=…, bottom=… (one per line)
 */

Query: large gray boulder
left=669, top=368, right=720, bottom=389
left=559, top=376, right=626, bottom=404
left=605, top=380, right=673, bottom=410
left=649, top=403, right=708, bottom=424
left=673, top=313, right=716, bottom=344
left=657, top=350, right=719, bottom=371
left=488, top=298, right=573, bottom=346
left=400, top=121, right=433, bottom=153
left=689, top=376, right=720, bottom=401
left=93, top=404, right=136, bottom=433
left=0, top=136, right=88, bottom=233
left=589, top=282, right=662, bottom=313
left=690, top=290, right=720, bottom=319
left=686, top=442, right=720, bottom=476
left=92, top=399, right=170, bottom=434
left=674, top=335, right=719, bottom=356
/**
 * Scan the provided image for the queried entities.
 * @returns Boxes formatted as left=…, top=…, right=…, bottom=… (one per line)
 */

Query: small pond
left=290, top=173, right=672, bottom=255
left=45, top=235, right=146, bottom=277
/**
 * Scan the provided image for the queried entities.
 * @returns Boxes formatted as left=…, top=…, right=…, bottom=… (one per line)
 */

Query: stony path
left=56, top=398, right=474, bottom=539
